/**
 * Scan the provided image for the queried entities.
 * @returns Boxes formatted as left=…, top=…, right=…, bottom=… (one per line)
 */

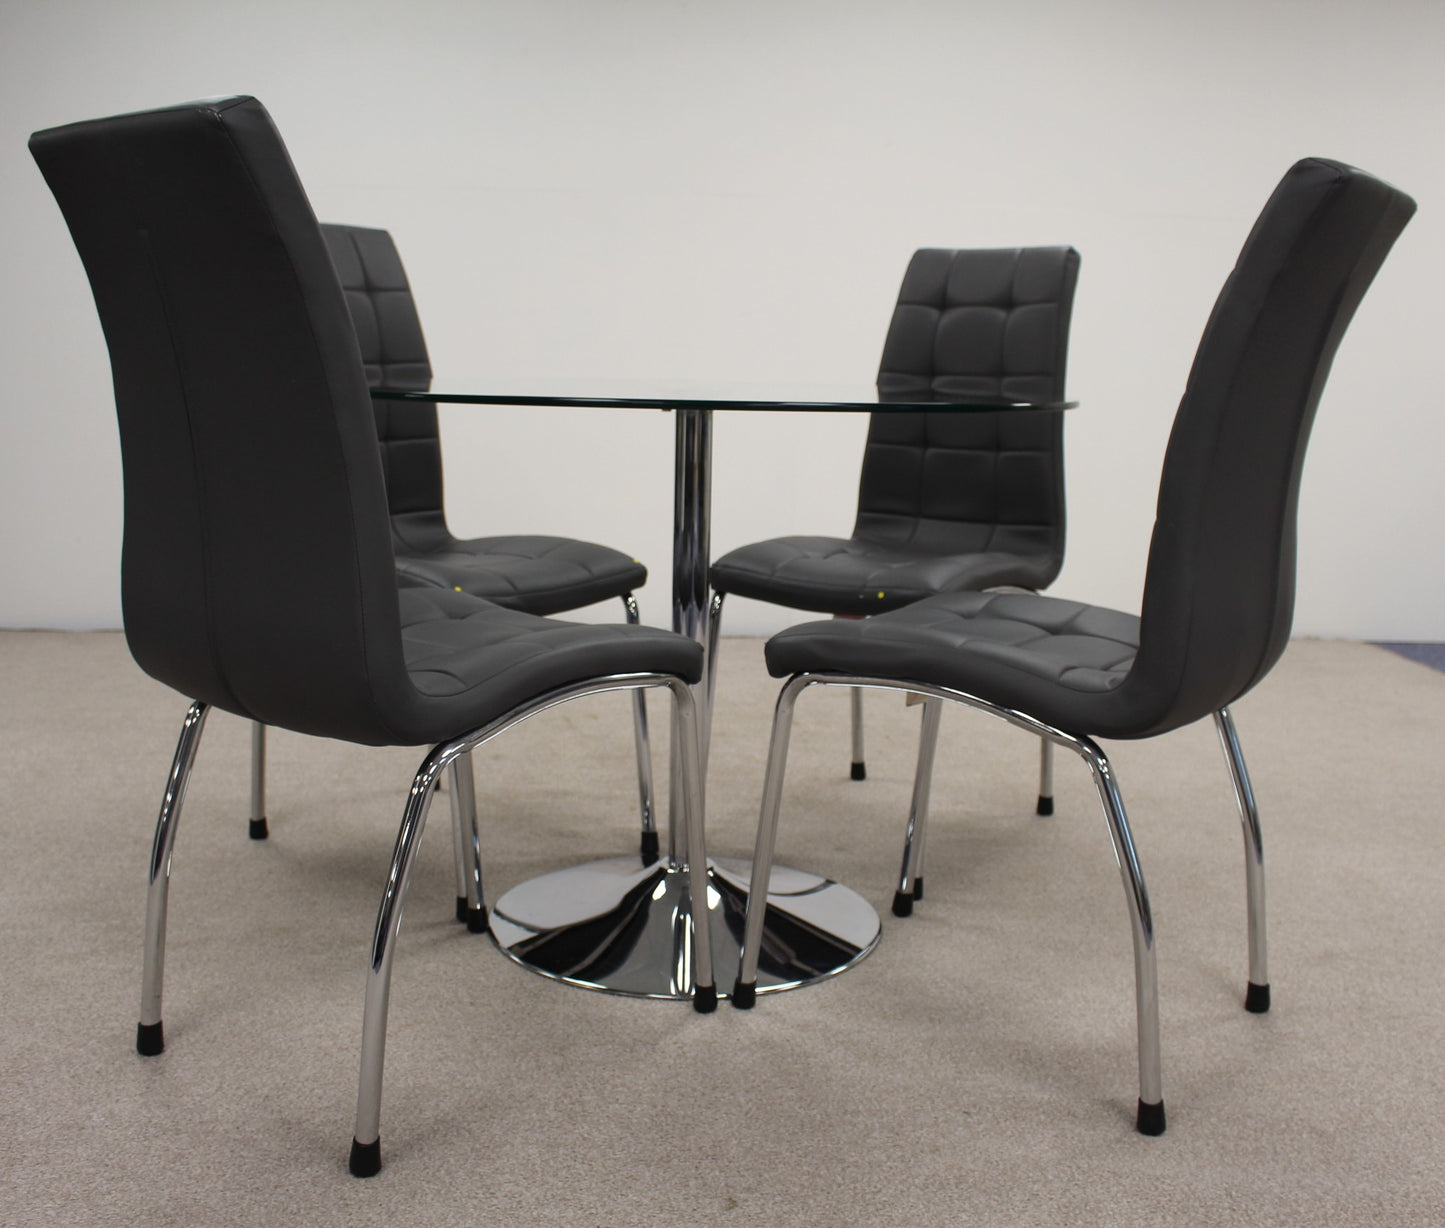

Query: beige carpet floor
left=0, top=631, right=1441, bottom=1225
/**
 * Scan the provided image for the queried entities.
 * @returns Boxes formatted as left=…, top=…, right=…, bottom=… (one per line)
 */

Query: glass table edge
left=370, top=387, right=1075, bottom=413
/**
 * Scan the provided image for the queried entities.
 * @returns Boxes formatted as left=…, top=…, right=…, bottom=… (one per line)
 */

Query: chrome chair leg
left=702, top=590, right=725, bottom=775
left=449, top=753, right=486, bottom=933
left=349, top=674, right=714, bottom=1178
left=449, top=764, right=467, bottom=922
left=249, top=721, right=268, bottom=839
left=1037, top=738, right=1055, bottom=815
left=1073, top=734, right=1164, bottom=1136
left=736, top=673, right=1164, bottom=1135
left=1213, top=707, right=1270, bottom=1012
left=623, top=594, right=658, bottom=865
left=849, top=686, right=866, bottom=780
left=138, top=701, right=211, bottom=1057
left=731, top=675, right=812, bottom=1008
left=894, top=697, right=942, bottom=916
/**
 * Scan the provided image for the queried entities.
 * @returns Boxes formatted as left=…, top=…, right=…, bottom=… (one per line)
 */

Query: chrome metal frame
left=732, top=673, right=1167, bottom=1134
left=1214, top=706, right=1269, bottom=1009
left=849, top=687, right=867, bottom=779
left=448, top=752, right=485, bottom=931
left=893, top=698, right=942, bottom=916
left=138, top=700, right=211, bottom=1053
left=134, top=674, right=714, bottom=1180
left=622, top=594, right=657, bottom=862
left=248, top=720, right=267, bottom=839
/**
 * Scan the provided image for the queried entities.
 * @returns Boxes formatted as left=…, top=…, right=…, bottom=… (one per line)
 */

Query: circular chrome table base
left=488, top=856, right=881, bottom=1000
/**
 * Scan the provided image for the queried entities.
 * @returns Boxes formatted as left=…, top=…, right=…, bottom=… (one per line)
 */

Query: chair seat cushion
left=394, top=587, right=700, bottom=743
left=710, top=536, right=1058, bottom=615
left=393, top=534, right=648, bottom=616
left=765, top=590, right=1143, bottom=737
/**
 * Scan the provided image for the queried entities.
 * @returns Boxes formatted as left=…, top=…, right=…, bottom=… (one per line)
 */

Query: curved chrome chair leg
left=1213, top=707, right=1269, bottom=1012
left=1073, top=735, right=1164, bottom=1135
left=736, top=671, right=1164, bottom=1134
left=138, top=700, right=211, bottom=1057
left=349, top=741, right=448, bottom=1178
left=622, top=594, right=658, bottom=865
left=849, top=686, right=867, bottom=780
left=350, top=673, right=714, bottom=1178
left=732, top=675, right=815, bottom=1007
left=1036, top=738, right=1055, bottom=816
left=894, top=697, right=942, bottom=916
left=249, top=721, right=268, bottom=839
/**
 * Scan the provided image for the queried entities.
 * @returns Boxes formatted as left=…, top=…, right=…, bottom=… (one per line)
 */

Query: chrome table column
left=489, top=403, right=881, bottom=999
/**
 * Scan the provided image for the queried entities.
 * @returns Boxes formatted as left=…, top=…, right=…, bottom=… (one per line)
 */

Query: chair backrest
left=1121, top=158, right=1415, bottom=736
left=859, top=246, right=1080, bottom=574
left=30, top=97, right=417, bottom=744
left=320, top=224, right=452, bottom=551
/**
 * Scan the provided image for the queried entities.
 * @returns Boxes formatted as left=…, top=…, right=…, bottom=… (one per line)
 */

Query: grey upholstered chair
left=244, top=224, right=661, bottom=899
left=731, top=158, right=1415, bottom=1137
left=30, top=95, right=716, bottom=1179
left=710, top=247, right=1078, bottom=910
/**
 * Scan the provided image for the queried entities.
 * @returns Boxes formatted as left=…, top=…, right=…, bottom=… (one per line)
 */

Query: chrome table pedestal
left=489, top=855, right=880, bottom=999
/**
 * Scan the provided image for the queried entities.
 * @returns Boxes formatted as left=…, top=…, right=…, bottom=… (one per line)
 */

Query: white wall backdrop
left=3, top=0, right=1441, bottom=637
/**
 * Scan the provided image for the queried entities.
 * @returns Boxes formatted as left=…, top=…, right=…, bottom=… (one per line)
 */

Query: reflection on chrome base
left=489, top=856, right=880, bottom=999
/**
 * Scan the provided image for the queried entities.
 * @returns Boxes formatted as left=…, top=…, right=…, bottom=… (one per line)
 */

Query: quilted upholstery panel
left=398, top=587, right=701, bottom=719
left=323, top=224, right=649, bottom=614
left=711, top=247, right=1077, bottom=613
left=765, top=590, right=1144, bottom=736
left=711, top=536, right=1057, bottom=615
left=860, top=246, right=1078, bottom=552
left=393, top=534, right=647, bottom=616
left=321, top=224, right=443, bottom=520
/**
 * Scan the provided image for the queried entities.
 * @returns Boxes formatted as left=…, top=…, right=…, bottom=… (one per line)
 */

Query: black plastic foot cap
left=693, top=983, right=718, bottom=1014
left=913, top=877, right=924, bottom=901
left=1137, top=1099, right=1166, bottom=1136
left=850, top=762, right=867, bottom=781
left=136, top=1021, right=164, bottom=1056
left=891, top=890, right=914, bottom=918
left=455, top=896, right=468, bottom=923
left=349, top=1137, right=381, bottom=1178
left=640, top=830, right=660, bottom=866
left=731, top=979, right=757, bottom=1009
left=1036, top=795, right=1054, bottom=816
left=248, top=816, right=269, bottom=840
left=466, top=907, right=489, bottom=935
left=1245, top=981, right=1271, bottom=1013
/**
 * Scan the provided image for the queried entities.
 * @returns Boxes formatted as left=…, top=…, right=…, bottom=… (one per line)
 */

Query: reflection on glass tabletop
left=370, top=375, right=1075, bottom=412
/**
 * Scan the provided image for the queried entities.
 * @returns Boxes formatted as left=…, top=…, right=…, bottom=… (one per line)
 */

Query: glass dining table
left=371, top=378, right=1073, bottom=1002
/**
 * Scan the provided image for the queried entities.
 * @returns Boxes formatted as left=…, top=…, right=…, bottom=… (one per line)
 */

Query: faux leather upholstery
left=30, top=97, right=700, bottom=748
left=711, top=247, right=1078, bottom=614
left=319, top=223, right=648, bottom=615
left=767, top=160, right=1415, bottom=740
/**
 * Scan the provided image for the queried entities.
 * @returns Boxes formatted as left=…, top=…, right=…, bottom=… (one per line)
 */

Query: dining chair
left=731, top=157, right=1415, bottom=1136
left=244, top=223, right=661, bottom=901
left=29, top=94, right=717, bottom=1178
left=709, top=246, right=1079, bottom=910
